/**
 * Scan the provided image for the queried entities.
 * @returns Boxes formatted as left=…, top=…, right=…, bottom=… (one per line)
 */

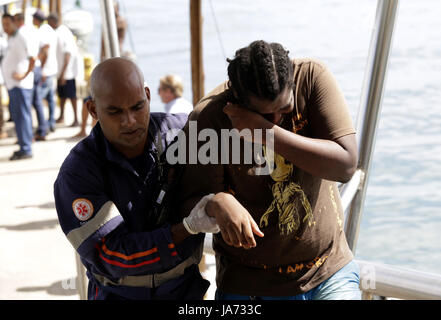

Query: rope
left=120, top=0, right=136, bottom=55
left=208, top=0, right=227, bottom=61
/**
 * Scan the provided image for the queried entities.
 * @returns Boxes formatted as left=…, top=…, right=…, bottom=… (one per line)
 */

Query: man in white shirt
left=158, top=74, right=193, bottom=114
left=14, top=12, right=47, bottom=140
left=1, top=13, right=38, bottom=160
left=33, top=10, right=58, bottom=133
left=0, top=34, right=7, bottom=139
left=48, top=13, right=79, bottom=127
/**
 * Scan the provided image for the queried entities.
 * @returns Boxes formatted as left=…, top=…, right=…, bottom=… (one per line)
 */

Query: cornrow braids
left=227, top=40, right=294, bottom=104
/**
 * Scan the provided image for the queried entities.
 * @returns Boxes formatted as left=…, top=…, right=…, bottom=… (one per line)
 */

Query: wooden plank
left=189, top=0, right=204, bottom=107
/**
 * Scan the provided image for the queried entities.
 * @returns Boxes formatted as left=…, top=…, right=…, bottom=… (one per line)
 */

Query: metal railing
left=343, top=0, right=400, bottom=254
left=356, top=260, right=441, bottom=300
left=203, top=236, right=441, bottom=300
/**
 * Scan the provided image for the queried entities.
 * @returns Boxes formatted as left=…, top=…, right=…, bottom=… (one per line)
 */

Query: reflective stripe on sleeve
left=92, top=242, right=203, bottom=287
left=67, top=201, right=121, bottom=250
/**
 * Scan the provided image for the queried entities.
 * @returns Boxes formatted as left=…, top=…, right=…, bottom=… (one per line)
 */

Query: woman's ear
left=227, top=80, right=242, bottom=104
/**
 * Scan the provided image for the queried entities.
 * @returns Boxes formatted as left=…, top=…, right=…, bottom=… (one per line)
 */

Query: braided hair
left=227, top=40, right=294, bottom=104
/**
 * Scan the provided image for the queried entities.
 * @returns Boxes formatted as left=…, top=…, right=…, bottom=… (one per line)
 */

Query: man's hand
left=206, top=192, right=264, bottom=249
left=58, top=77, right=66, bottom=86
left=12, top=72, right=26, bottom=81
left=183, top=194, right=220, bottom=234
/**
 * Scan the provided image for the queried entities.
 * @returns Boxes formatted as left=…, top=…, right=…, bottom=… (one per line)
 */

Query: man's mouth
left=121, top=128, right=142, bottom=136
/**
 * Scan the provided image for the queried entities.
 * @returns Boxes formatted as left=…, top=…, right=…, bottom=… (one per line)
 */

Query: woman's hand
left=206, top=192, right=264, bottom=249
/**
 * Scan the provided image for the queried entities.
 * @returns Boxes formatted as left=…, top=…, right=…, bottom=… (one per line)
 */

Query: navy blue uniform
left=54, top=113, right=208, bottom=300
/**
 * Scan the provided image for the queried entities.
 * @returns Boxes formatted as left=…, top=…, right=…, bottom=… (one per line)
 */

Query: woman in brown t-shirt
left=179, top=40, right=360, bottom=299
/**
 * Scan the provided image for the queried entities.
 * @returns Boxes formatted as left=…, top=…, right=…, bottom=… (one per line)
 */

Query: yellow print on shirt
left=260, top=147, right=313, bottom=235
left=277, top=255, right=329, bottom=274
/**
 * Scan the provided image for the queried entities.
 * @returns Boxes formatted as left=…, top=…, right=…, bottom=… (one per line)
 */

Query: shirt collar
left=91, top=120, right=159, bottom=171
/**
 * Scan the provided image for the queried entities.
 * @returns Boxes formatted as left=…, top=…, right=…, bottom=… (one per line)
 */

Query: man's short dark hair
left=47, top=13, right=59, bottom=23
left=13, top=12, right=24, bottom=22
left=2, top=13, right=14, bottom=20
left=33, top=9, right=46, bottom=22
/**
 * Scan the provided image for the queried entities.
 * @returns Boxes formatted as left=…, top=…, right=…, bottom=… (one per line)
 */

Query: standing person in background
left=71, top=76, right=96, bottom=139
left=0, top=32, right=7, bottom=139
left=1, top=13, right=38, bottom=160
left=14, top=12, right=47, bottom=141
left=100, top=1, right=127, bottom=62
left=33, top=10, right=58, bottom=133
left=48, top=13, right=79, bottom=127
left=114, top=0, right=127, bottom=56
left=158, top=74, right=193, bottom=114
left=75, top=1, right=127, bottom=139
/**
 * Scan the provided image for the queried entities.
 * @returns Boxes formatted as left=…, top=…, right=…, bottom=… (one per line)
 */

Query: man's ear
left=86, top=99, right=98, bottom=120
left=144, top=86, right=151, bottom=102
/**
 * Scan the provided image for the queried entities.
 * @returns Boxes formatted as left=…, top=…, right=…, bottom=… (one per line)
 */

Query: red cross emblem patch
left=72, top=198, right=94, bottom=221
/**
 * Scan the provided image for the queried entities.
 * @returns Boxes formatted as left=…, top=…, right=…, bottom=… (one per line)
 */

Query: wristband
left=182, top=217, right=198, bottom=235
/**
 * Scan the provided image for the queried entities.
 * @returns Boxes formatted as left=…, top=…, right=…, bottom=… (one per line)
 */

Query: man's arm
left=58, top=52, right=71, bottom=85
left=54, top=169, right=189, bottom=278
left=171, top=223, right=191, bottom=244
left=13, top=56, right=35, bottom=81
left=38, top=44, right=49, bottom=68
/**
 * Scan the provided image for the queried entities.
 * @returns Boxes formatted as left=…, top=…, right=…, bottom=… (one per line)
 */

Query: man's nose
left=121, top=111, right=136, bottom=127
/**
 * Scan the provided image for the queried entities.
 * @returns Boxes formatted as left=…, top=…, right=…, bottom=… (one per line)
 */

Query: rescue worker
left=54, top=57, right=221, bottom=300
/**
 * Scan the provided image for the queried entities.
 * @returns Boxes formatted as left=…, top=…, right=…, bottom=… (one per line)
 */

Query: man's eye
left=133, top=103, right=145, bottom=111
left=108, top=110, right=121, bottom=115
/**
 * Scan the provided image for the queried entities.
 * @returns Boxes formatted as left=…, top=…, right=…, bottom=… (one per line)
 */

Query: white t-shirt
left=38, top=24, right=58, bottom=77
left=1, top=30, right=38, bottom=90
left=55, top=24, right=78, bottom=80
left=18, top=25, right=40, bottom=54
left=164, top=97, right=193, bottom=114
left=0, top=36, right=8, bottom=85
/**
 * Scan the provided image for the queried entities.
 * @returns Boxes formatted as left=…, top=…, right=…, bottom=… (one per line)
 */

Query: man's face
left=2, top=17, right=15, bottom=36
left=246, top=85, right=294, bottom=125
left=89, top=80, right=151, bottom=159
left=32, top=17, right=41, bottom=27
left=47, top=18, right=57, bottom=29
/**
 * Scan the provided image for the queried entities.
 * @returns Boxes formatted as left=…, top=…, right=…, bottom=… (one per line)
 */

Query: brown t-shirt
left=179, top=58, right=356, bottom=296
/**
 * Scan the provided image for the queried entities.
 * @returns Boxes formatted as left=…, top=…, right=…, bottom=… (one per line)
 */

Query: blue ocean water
left=66, top=0, right=441, bottom=275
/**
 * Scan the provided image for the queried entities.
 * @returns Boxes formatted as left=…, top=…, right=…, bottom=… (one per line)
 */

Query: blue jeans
left=8, top=87, right=33, bottom=155
left=40, top=75, right=56, bottom=129
left=215, top=260, right=361, bottom=300
left=32, top=66, right=48, bottom=136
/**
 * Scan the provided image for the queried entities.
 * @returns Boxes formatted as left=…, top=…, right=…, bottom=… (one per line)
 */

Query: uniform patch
left=72, top=198, right=94, bottom=221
